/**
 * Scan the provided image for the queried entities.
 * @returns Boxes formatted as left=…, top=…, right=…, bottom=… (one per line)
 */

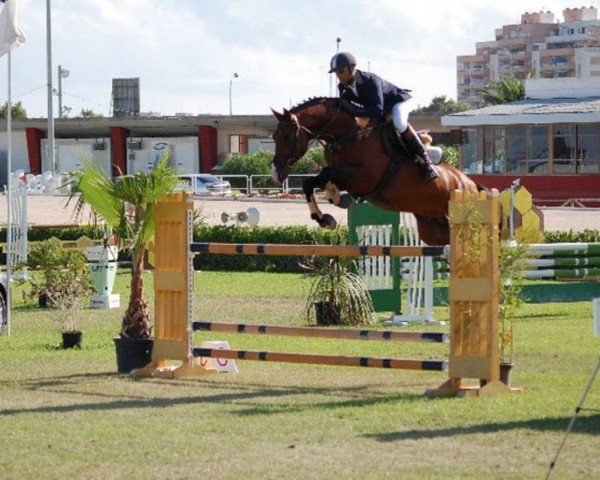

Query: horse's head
left=270, top=108, right=311, bottom=184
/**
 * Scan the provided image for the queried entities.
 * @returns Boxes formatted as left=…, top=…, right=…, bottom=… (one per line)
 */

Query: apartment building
left=458, top=6, right=600, bottom=107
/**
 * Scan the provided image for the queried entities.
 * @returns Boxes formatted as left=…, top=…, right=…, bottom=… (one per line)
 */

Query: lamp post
left=57, top=65, right=70, bottom=118
left=46, top=0, right=55, bottom=174
left=229, top=72, right=238, bottom=116
left=329, top=37, right=342, bottom=96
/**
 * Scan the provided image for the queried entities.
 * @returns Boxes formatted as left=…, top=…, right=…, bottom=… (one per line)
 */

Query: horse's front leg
left=303, top=168, right=337, bottom=229
left=323, top=182, right=356, bottom=209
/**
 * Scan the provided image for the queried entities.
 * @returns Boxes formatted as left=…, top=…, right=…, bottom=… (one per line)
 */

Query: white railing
left=211, top=173, right=318, bottom=196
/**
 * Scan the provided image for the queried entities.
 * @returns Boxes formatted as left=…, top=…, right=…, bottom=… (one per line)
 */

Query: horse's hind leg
left=303, top=170, right=337, bottom=229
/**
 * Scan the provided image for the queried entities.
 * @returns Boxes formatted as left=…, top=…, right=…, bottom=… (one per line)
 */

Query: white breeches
left=391, top=101, right=410, bottom=133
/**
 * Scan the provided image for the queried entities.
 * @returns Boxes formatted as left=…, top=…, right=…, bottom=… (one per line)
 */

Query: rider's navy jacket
left=338, top=69, right=411, bottom=118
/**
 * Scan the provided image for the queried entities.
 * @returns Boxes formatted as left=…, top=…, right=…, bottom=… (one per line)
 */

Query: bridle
left=278, top=102, right=380, bottom=165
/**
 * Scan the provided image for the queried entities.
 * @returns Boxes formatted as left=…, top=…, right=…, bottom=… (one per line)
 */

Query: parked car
left=0, top=273, right=7, bottom=334
left=176, top=174, right=232, bottom=196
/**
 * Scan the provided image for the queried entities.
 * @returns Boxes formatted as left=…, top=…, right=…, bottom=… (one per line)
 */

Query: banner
left=0, top=0, right=25, bottom=58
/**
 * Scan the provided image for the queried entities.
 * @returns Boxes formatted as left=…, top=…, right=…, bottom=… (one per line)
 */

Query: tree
left=411, top=96, right=470, bottom=115
left=79, top=108, right=102, bottom=118
left=478, top=76, right=525, bottom=106
left=0, top=101, right=27, bottom=119
left=69, top=155, right=179, bottom=338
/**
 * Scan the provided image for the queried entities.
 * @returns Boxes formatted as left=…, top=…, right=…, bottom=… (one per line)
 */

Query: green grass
left=1, top=270, right=600, bottom=479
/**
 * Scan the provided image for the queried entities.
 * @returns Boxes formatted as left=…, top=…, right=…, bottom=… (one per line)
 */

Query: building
left=443, top=77, right=600, bottom=206
left=458, top=6, right=600, bottom=108
left=0, top=114, right=275, bottom=186
left=0, top=112, right=448, bottom=187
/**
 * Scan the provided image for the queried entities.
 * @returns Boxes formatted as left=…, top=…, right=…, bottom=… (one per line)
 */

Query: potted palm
left=69, top=155, right=179, bottom=372
left=301, top=254, right=375, bottom=326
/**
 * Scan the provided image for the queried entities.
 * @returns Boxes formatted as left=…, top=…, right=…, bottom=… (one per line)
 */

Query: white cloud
left=2, top=0, right=599, bottom=117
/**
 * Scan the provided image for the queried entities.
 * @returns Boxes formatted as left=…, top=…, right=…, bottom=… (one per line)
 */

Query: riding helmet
left=328, top=52, right=357, bottom=73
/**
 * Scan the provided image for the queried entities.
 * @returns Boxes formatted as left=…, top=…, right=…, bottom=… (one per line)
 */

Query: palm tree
left=478, top=76, right=525, bottom=106
left=70, top=155, right=180, bottom=338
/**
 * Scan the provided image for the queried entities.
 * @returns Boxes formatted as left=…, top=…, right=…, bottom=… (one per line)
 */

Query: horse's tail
left=475, top=182, right=490, bottom=193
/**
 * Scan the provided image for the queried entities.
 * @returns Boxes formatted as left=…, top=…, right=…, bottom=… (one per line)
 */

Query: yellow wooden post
left=428, top=189, right=519, bottom=397
left=134, top=192, right=213, bottom=378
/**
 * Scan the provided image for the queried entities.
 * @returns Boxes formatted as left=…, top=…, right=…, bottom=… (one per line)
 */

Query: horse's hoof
left=318, top=214, right=337, bottom=230
left=338, top=194, right=356, bottom=209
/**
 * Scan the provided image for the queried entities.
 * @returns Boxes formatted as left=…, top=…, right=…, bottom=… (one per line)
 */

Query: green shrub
left=440, top=144, right=459, bottom=168
left=193, top=225, right=348, bottom=272
left=289, top=147, right=326, bottom=174
left=544, top=229, right=600, bottom=243
left=21, top=239, right=94, bottom=329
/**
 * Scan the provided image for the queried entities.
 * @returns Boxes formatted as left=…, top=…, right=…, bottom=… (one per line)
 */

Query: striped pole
left=193, top=321, right=448, bottom=343
left=524, top=268, right=600, bottom=279
left=527, top=243, right=600, bottom=257
left=192, top=347, right=448, bottom=371
left=526, top=257, right=600, bottom=268
left=190, top=242, right=446, bottom=258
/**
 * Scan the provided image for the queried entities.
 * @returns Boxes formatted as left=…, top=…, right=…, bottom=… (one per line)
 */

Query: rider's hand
left=339, top=98, right=354, bottom=113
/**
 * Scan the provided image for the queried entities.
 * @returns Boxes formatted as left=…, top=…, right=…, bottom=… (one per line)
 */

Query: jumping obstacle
left=134, top=190, right=518, bottom=397
left=347, top=204, right=436, bottom=324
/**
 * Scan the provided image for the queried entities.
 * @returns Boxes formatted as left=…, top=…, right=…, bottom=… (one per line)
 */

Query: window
left=461, top=129, right=480, bottom=174
left=529, top=126, right=549, bottom=174
left=229, top=135, right=247, bottom=154
left=553, top=125, right=576, bottom=173
left=506, top=127, right=527, bottom=174
left=577, top=124, right=600, bottom=174
left=483, top=127, right=505, bottom=173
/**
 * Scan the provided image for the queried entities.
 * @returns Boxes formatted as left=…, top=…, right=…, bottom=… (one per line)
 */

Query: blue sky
left=0, top=0, right=593, bottom=118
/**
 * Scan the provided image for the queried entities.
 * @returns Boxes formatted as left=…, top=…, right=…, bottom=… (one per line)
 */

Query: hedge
left=2, top=224, right=600, bottom=273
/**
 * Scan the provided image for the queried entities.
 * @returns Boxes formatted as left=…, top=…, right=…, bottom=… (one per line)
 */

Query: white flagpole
left=6, top=49, right=12, bottom=336
left=46, top=0, right=55, bottom=174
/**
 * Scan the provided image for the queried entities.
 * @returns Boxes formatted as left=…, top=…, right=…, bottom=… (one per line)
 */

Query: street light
left=329, top=37, right=341, bottom=96
left=229, top=72, right=238, bottom=116
left=57, top=65, right=70, bottom=118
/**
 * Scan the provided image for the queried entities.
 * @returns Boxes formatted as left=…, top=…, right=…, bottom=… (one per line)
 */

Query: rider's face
left=336, top=67, right=354, bottom=85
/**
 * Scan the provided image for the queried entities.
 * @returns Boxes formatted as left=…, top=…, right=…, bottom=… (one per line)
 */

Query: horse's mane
left=289, top=97, right=337, bottom=114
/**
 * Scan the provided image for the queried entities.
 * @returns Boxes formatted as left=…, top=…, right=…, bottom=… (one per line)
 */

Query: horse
left=270, top=97, right=480, bottom=246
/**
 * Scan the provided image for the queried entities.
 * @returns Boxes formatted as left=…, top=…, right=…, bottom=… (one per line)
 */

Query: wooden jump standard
left=134, top=190, right=519, bottom=397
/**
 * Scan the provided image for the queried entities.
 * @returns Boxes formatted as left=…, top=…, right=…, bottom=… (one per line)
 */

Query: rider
left=328, top=52, right=438, bottom=181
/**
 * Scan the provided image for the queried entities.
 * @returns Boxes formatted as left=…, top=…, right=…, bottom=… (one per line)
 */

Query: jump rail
left=192, top=321, right=448, bottom=343
left=190, top=242, right=447, bottom=258
left=192, top=347, right=447, bottom=371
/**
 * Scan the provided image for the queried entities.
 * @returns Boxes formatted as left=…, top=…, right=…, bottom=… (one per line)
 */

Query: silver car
left=177, top=174, right=232, bottom=196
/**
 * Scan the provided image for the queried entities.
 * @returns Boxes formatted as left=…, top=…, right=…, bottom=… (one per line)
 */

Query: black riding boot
left=401, top=126, right=439, bottom=181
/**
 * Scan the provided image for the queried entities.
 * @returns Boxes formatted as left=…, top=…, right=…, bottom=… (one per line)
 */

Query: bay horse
left=271, top=97, right=480, bottom=245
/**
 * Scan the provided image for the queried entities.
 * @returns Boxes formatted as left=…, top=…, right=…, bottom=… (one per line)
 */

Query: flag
left=0, top=0, right=25, bottom=58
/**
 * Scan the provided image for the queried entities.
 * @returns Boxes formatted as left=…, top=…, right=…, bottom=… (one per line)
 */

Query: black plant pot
left=114, top=337, right=153, bottom=374
left=39, top=292, right=50, bottom=308
left=500, top=362, right=514, bottom=386
left=62, top=331, right=83, bottom=349
left=314, top=301, right=341, bottom=326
